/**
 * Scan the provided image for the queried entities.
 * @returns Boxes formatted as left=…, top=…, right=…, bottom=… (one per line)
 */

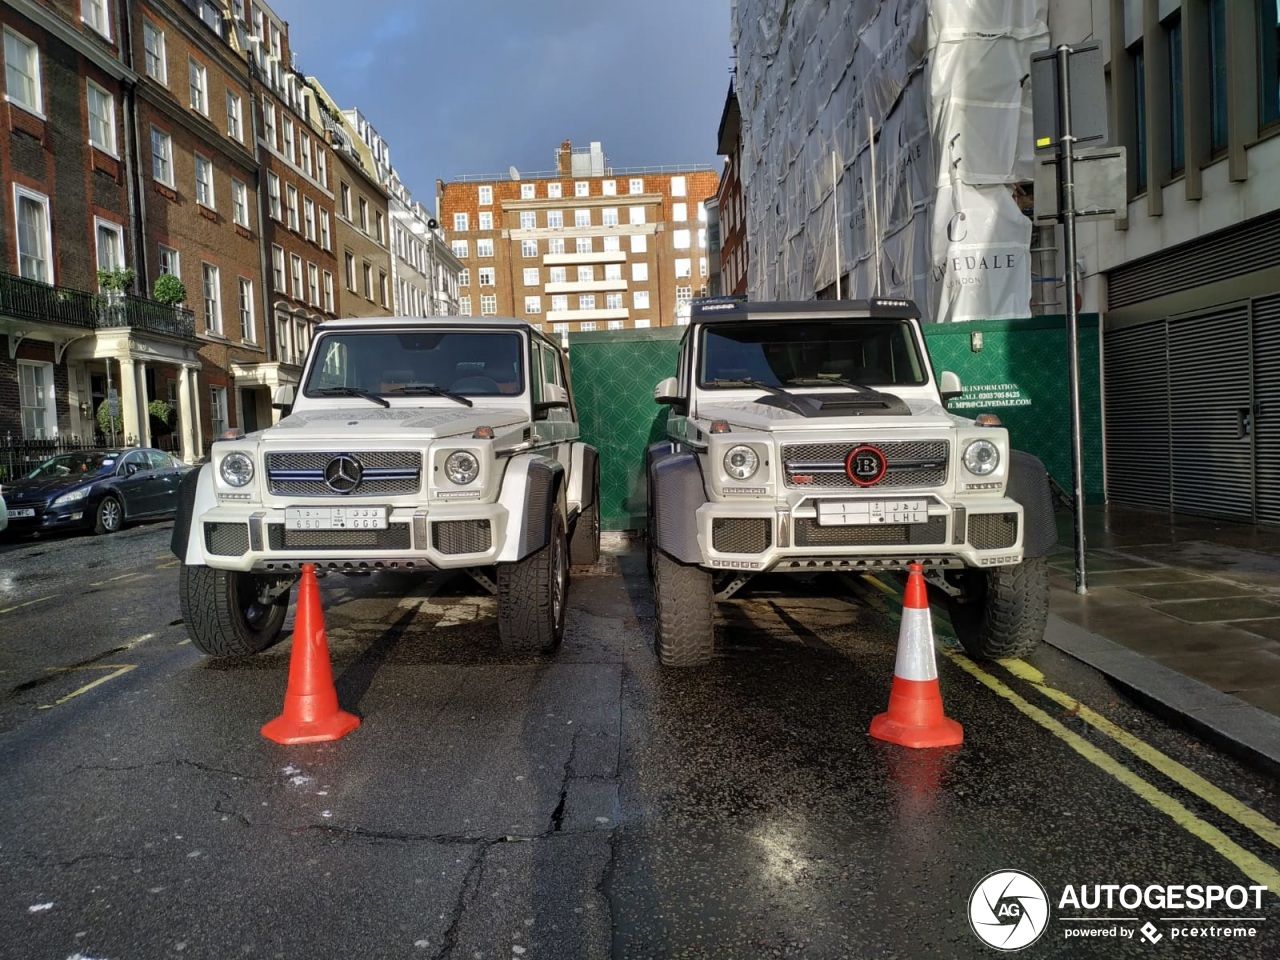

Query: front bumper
left=191, top=502, right=510, bottom=572
left=4, top=502, right=91, bottom=533
left=695, top=495, right=1025, bottom=573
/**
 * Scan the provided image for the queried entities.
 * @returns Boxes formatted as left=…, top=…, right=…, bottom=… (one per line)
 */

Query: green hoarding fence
left=570, top=314, right=1103, bottom=532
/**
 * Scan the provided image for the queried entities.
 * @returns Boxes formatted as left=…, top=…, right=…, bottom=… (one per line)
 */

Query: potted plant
left=97, top=267, right=136, bottom=294
left=148, top=399, right=175, bottom=438
left=153, top=274, right=188, bottom=306
left=96, top=400, right=125, bottom=440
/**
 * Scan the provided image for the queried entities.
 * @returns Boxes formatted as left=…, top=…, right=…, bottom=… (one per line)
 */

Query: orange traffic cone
left=869, top=563, right=963, bottom=748
left=262, top=564, right=360, bottom=744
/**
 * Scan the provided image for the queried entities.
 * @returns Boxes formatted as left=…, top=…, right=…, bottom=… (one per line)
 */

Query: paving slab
left=1124, top=579, right=1264, bottom=601
left=1149, top=596, right=1280, bottom=623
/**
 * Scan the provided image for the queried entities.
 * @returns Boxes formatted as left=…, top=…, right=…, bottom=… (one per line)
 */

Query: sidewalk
left=1043, top=504, right=1280, bottom=770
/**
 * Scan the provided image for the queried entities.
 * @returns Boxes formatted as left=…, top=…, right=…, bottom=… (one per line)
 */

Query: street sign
left=1031, top=44, right=1107, bottom=152
left=1032, top=146, right=1128, bottom=222
left=107, top=388, right=119, bottom=417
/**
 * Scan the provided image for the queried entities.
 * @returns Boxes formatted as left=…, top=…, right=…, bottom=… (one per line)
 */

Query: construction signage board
left=1032, top=146, right=1129, bottom=222
left=1031, top=44, right=1108, bottom=152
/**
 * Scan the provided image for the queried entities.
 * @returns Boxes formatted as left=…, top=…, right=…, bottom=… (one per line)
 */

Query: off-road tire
left=94, top=495, right=123, bottom=535
left=947, top=556, right=1049, bottom=660
left=569, top=461, right=600, bottom=566
left=497, top=512, right=569, bottom=654
left=179, top=563, right=291, bottom=657
left=652, top=549, right=715, bottom=667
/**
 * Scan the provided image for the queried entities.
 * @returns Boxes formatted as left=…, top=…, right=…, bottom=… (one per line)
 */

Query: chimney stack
left=557, top=140, right=573, bottom=177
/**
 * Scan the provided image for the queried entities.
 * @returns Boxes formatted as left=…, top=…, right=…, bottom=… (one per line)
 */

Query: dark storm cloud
left=271, top=0, right=731, bottom=201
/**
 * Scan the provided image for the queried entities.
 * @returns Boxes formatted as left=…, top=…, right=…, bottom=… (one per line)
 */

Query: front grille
left=204, top=522, right=250, bottom=556
left=266, top=524, right=413, bottom=550
left=782, top=440, right=949, bottom=488
left=968, top=512, right=1018, bottom=550
left=432, top=519, right=492, bottom=554
left=794, top=516, right=948, bottom=547
left=265, top=451, right=422, bottom=497
left=712, top=517, right=773, bottom=554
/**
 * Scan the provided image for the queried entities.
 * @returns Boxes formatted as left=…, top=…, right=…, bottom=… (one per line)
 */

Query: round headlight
left=723, top=444, right=760, bottom=481
left=220, top=452, right=254, bottom=487
left=444, top=450, right=480, bottom=485
left=963, top=439, right=1000, bottom=476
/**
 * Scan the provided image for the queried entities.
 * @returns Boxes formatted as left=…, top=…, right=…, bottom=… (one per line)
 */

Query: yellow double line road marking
left=0, top=596, right=54, bottom=615
left=855, top=573, right=1280, bottom=889
left=38, top=665, right=137, bottom=709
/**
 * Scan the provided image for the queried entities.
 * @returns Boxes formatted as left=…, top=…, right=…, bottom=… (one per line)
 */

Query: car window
left=144, top=451, right=173, bottom=470
left=26, top=452, right=117, bottom=478
left=119, top=451, right=149, bottom=474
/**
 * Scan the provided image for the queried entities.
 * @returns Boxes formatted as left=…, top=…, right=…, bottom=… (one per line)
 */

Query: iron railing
left=0, top=271, right=196, bottom=340
left=0, top=433, right=182, bottom=483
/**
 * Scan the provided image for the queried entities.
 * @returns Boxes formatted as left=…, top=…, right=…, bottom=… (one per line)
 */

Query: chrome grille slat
left=782, top=441, right=948, bottom=489
left=266, top=525, right=413, bottom=550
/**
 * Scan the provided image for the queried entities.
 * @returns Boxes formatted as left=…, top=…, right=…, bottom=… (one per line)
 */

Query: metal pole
left=832, top=151, right=842, bottom=299
left=105, top=359, right=118, bottom=447
left=867, top=113, right=882, bottom=296
left=1056, top=44, right=1088, bottom=595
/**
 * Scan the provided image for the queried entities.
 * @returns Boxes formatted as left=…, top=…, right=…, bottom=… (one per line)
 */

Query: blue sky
left=270, top=0, right=734, bottom=203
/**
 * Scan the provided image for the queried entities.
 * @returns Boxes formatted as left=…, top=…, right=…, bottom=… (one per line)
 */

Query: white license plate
left=284, top=506, right=388, bottom=530
left=816, top=499, right=928, bottom=526
left=7, top=508, right=35, bottom=519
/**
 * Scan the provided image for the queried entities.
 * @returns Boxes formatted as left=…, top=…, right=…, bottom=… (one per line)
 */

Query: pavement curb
left=1045, top=613, right=1280, bottom=777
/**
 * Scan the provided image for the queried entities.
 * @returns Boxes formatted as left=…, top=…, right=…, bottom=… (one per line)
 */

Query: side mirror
left=533, top=382, right=570, bottom=419
left=939, top=370, right=963, bottom=408
left=272, top=384, right=296, bottom=414
left=654, top=376, right=682, bottom=406
left=125, top=462, right=140, bottom=476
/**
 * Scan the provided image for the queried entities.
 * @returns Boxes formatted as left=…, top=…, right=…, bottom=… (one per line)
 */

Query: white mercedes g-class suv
left=172, top=317, right=600, bottom=657
left=646, top=298, right=1057, bottom=667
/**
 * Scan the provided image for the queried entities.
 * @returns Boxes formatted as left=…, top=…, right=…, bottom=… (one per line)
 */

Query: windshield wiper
left=315, top=386, right=390, bottom=408
left=706, top=378, right=810, bottom=415
left=785, top=376, right=878, bottom=393
left=382, top=383, right=473, bottom=407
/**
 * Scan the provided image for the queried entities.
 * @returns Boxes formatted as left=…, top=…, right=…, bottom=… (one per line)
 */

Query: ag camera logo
left=969, top=870, right=1050, bottom=951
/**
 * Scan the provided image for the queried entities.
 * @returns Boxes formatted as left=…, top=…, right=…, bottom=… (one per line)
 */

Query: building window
left=14, top=186, right=53, bottom=282
left=283, top=117, right=295, bottom=163
left=320, top=209, right=331, bottom=249
left=451, top=240, right=469, bottom=258
left=268, top=172, right=282, bottom=219
left=524, top=296, right=542, bottom=314
left=573, top=181, right=587, bottom=197
left=629, top=178, right=644, bottom=194
left=362, top=262, right=372, bottom=299
left=94, top=218, right=125, bottom=278
left=188, top=58, right=208, bottom=115
left=150, top=126, right=173, bottom=185
left=143, top=21, right=166, bottom=83
left=606, top=293, right=623, bottom=310
left=458, top=268, right=470, bottom=287
left=18, top=361, right=54, bottom=439
left=479, top=211, right=493, bottom=230
left=291, top=254, right=303, bottom=299
left=263, top=100, right=277, bottom=148
left=87, top=82, right=116, bottom=154
left=601, top=208, right=618, bottom=227
left=633, top=291, right=650, bottom=309
left=195, top=154, right=215, bottom=208
left=454, top=212, right=469, bottom=231
left=1262, top=0, right=1280, bottom=126
left=82, top=0, right=110, bottom=38
left=521, top=183, right=535, bottom=199
left=574, top=209, right=591, bottom=227
left=579, top=294, right=595, bottom=310
left=477, top=239, right=494, bottom=257
left=287, top=185, right=299, bottom=230
left=602, top=179, right=616, bottom=196
left=459, top=295, right=472, bottom=316
left=630, top=234, right=647, bottom=253
left=311, top=263, right=321, bottom=306
left=1132, top=41, right=1147, bottom=193
left=317, top=148, right=328, bottom=188
left=159, top=244, right=180, bottom=280
left=202, top=262, right=222, bottom=334
left=376, top=210, right=385, bottom=244
left=674, top=229, right=691, bottom=250
left=238, top=277, right=255, bottom=341
left=673, top=202, right=688, bottom=222
left=629, top=207, right=646, bottom=225
left=676, top=285, right=693, bottom=303
left=547, top=210, right=564, bottom=229
left=575, top=237, right=591, bottom=254
left=549, top=267, right=567, bottom=283
left=577, top=266, right=593, bottom=282
left=631, top=262, right=649, bottom=283
left=210, top=386, right=227, bottom=437
left=299, top=135, right=312, bottom=175
left=675, top=257, right=692, bottom=278
left=605, top=264, right=622, bottom=280
left=340, top=181, right=351, bottom=219
left=344, top=252, right=356, bottom=291
left=553, top=323, right=568, bottom=335
left=478, top=267, right=495, bottom=286
left=523, top=267, right=539, bottom=285
left=580, top=321, right=597, bottom=332
left=1208, top=0, right=1228, bottom=151
left=608, top=320, right=624, bottom=330
left=520, top=212, right=536, bottom=229
left=547, top=182, right=563, bottom=199
left=522, top=239, right=538, bottom=257
left=228, top=179, right=248, bottom=227
left=671, top=176, right=687, bottom=197
left=304, top=198, right=318, bottom=241
left=479, top=185, right=493, bottom=205
left=700, top=257, right=708, bottom=277
left=379, top=271, right=388, bottom=308
left=548, top=237, right=565, bottom=255
left=551, top=295, right=568, bottom=312
left=604, top=235, right=620, bottom=252
left=271, top=244, right=285, bottom=290
left=324, top=271, right=335, bottom=312
left=480, top=294, right=497, bottom=316
left=226, top=91, right=243, bottom=141
left=1167, top=14, right=1184, bottom=174
left=634, top=318, right=650, bottom=329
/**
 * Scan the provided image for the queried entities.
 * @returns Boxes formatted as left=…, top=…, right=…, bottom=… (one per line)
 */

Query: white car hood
left=695, top=395, right=964, bottom=432
left=255, top=404, right=529, bottom=443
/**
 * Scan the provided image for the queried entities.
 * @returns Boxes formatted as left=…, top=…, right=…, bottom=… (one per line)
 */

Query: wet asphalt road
left=1, top=524, right=1279, bottom=960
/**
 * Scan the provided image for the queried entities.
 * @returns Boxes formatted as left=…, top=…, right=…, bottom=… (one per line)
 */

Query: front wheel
left=94, top=495, right=123, bottom=535
left=652, top=550, right=715, bottom=667
left=497, top=512, right=569, bottom=654
left=179, top=564, right=291, bottom=657
left=947, top=556, right=1050, bottom=660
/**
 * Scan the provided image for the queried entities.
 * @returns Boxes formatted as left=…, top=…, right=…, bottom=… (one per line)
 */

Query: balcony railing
left=0, top=271, right=196, bottom=340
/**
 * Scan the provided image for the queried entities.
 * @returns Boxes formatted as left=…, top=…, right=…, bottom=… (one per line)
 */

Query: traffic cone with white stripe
left=869, top=563, right=963, bottom=748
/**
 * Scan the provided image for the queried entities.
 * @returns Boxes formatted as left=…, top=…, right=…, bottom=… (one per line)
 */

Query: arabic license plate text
left=815, top=499, right=928, bottom=526
left=284, top=507, right=388, bottom=530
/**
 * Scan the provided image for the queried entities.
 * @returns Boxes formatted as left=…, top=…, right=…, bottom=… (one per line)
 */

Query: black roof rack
left=688, top=297, right=922, bottom=322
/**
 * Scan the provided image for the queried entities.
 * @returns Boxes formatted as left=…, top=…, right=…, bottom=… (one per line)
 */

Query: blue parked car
left=3, top=448, right=192, bottom=537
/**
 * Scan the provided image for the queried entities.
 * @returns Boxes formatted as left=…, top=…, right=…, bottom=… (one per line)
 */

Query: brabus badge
left=845, top=445, right=888, bottom=486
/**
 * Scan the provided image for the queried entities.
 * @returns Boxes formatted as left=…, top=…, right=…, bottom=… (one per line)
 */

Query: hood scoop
left=753, top=389, right=911, bottom=418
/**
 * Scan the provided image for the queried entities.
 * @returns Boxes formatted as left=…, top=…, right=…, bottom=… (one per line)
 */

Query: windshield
left=698, top=320, right=927, bottom=389
left=303, top=331, right=526, bottom=398
left=26, top=452, right=118, bottom=479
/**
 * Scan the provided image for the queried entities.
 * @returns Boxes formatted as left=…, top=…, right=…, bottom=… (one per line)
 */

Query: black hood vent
left=752, top=390, right=911, bottom=418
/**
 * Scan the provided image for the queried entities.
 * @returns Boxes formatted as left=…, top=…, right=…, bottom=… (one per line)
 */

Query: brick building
left=713, top=80, right=747, bottom=298
left=437, top=140, right=719, bottom=333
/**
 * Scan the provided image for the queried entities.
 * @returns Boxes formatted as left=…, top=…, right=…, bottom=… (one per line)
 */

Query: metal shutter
left=1255, top=296, right=1280, bottom=525
left=1168, top=306, right=1253, bottom=520
left=1104, top=322, right=1171, bottom=509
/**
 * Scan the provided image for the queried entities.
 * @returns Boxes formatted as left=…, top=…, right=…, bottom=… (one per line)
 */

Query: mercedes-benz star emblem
left=324, top=455, right=364, bottom=494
